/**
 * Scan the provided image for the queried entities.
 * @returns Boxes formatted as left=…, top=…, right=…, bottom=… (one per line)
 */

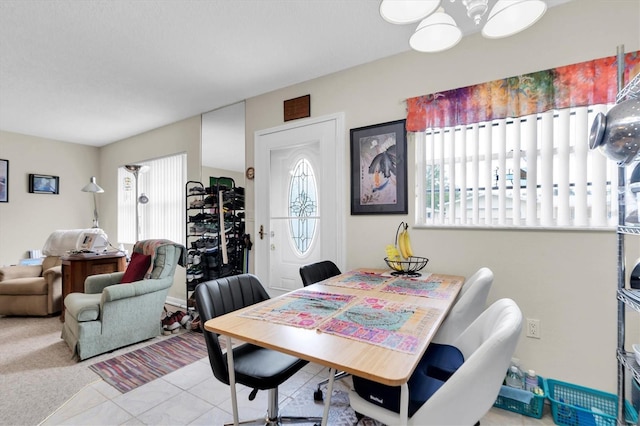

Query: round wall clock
left=245, top=166, right=255, bottom=180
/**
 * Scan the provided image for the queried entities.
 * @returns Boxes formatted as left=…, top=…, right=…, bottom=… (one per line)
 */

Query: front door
left=255, top=113, right=345, bottom=296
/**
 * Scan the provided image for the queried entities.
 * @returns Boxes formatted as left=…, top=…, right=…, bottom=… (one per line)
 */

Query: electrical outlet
left=526, top=318, right=541, bottom=339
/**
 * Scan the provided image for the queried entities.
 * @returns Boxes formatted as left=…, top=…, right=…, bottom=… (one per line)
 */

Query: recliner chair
left=0, top=256, right=62, bottom=316
left=61, top=239, right=185, bottom=360
left=195, top=274, right=322, bottom=425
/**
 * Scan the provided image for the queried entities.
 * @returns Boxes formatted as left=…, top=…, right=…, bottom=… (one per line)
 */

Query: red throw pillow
left=120, top=252, right=152, bottom=283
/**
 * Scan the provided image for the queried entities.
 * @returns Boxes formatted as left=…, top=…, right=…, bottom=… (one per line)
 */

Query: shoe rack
left=185, top=178, right=246, bottom=310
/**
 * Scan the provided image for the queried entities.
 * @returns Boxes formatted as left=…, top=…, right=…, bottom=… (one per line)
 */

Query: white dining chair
left=349, top=298, right=523, bottom=426
left=431, top=267, right=494, bottom=345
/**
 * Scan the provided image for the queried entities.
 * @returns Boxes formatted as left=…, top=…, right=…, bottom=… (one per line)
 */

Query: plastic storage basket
left=493, top=375, right=546, bottom=419
left=545, top=378, right=638, bottom=425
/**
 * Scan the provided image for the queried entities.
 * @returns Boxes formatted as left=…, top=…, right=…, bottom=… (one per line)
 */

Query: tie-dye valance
left=406, top=51, right=640, bottom=132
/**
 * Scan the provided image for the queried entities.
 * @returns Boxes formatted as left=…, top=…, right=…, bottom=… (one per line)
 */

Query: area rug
left=89, top=331, right=209, bottom=393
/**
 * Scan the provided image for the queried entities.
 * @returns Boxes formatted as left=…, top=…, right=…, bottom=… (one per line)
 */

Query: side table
left=60, top=251, right=126, bottom=321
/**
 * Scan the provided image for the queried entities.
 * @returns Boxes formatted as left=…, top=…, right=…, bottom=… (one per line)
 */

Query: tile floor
left=41, top=354, right=556, bottom=426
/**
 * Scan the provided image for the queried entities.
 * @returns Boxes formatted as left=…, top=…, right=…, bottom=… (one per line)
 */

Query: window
left=288, top=158, right=318, bottom=255
left=415, top=106, right=615, bottom=229
left=117, top=153, right=186, bottom=244
left=409, top=51, right=640, bottom=229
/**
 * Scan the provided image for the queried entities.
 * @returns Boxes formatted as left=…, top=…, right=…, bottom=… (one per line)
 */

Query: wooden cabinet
left=60, top=252, right=126, bottom=321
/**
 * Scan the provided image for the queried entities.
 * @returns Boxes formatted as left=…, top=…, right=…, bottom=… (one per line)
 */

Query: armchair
left=0, top=256, right=62, bottom=316
left=61, top=239, right=185, bottom=360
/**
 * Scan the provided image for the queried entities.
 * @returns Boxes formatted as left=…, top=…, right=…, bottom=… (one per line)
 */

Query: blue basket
left=493, top=375, right=546, bottom=419
left=545, top=378, right=638, bottom=425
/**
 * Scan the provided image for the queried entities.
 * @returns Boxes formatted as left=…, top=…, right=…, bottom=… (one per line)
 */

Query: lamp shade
left=482, top=0, right=547, bottom=39
left=410, top=11, right=462, bottom=53
left=379, top=0, right=441, bottom=25
left=81, top=176, right=104, bottom=193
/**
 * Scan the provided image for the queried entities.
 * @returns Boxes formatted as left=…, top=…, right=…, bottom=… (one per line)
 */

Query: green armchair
left=61, top=239, right=185, bottom=360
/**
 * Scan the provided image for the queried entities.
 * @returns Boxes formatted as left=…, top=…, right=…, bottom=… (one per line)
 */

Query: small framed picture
left=29, top=174, right=59, bottom=194
left=350, top=119, right=407, bottom=215
left=0, top=159, right=8, bottom=202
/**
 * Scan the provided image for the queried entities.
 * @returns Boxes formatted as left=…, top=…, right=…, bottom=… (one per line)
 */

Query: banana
left=404, top=228, right=413, bottom=258
left=398, top=228, right=409, bottom=259
left=386, top=244, right=400, bottom=260
left=385, top=244, right=402, bottom=271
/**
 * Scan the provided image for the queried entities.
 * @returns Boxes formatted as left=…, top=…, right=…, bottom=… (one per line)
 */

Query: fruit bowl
left=385, top=256, right=429, bottom=277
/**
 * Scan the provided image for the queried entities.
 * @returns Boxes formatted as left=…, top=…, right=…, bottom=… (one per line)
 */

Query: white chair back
left=431, top=267, right=493, bottom=344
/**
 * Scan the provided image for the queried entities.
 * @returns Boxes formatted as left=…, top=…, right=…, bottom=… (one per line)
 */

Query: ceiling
left=0, top=0, right=570, bottom=170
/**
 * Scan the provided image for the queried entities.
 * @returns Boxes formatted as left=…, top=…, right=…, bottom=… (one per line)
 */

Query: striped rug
left=89, top=331, right=209, bottom=393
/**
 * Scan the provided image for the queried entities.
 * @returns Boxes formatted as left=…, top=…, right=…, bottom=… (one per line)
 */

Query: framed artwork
left=350, top=119, right=407, bottom=215
left=0, top=159, right=7, bottom=202
left=28, top=173, right=59, bottom=194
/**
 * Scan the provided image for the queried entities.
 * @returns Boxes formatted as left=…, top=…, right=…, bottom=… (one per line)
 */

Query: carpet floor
left=0, top=315, right=191, bottom=425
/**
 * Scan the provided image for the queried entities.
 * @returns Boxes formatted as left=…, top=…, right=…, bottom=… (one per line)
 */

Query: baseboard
left=165, top=296, right=187, bottom=309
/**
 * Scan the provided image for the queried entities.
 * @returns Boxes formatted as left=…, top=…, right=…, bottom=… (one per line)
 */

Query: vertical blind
left=117, top=153, right=186, bottom=244
left=415, top=107, right=615, bottom=228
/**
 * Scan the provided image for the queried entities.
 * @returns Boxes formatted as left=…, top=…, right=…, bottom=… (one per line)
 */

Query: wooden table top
left=204, top=269, right=464, bottom=386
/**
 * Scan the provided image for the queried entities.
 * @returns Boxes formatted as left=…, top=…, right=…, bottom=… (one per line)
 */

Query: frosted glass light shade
left=482, top=0, right=547, bottom=39
left=410, top=11, right=462, bottom=53
left=379, top=0, right=441, bottom=24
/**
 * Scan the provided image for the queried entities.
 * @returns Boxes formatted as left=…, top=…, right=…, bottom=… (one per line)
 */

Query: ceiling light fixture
left=379, top=0, right=441, bottom=24
left=381, top=0, right=547, bottom=53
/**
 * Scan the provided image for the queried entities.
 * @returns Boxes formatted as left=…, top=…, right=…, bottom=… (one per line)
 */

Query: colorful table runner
left=318, top=297, right=442, bottom=354
left=380, top=274, right=463, bottom=299
left=321, top=270, right=391, bottom=290
left=239, top=271, right=460, bottom=354
left=239, top=289, right=356, bottom=329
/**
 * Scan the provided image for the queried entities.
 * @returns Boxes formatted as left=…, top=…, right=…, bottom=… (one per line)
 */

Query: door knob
left=259, top=225, right=265, bottom=240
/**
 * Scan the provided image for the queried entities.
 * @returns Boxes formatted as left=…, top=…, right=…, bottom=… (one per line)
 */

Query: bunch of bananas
left=385, top=222, right=414, bottom=271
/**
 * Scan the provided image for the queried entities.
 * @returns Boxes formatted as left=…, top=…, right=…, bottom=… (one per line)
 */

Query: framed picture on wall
left=350, top=119, right=407, bottom=215
left=0, top=159, right=8, bottom=202
left=28, top=173, right=59, bottom=194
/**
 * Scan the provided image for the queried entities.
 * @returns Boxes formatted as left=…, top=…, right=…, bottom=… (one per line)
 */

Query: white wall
left=244, top=0, right=640, bottom=393
left=0, top=130, right=100, bottom=264
left=98, top=116, right=202, bottom=301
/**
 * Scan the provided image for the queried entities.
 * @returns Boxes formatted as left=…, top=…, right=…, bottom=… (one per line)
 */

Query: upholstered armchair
left=0, top=256, right=63, bottom=316
left=61, top=239, right=185, bottom=360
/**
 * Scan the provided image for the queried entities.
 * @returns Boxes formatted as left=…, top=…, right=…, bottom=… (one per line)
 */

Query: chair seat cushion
left=0, top=277, right=47, bottom=295
left=232, top=343, right=309, bottom=390
left=352, top=343, right=464, bottom=417
left=65, top=293, right=101, bottom=322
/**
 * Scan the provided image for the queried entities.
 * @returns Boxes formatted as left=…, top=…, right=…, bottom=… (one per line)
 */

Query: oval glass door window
left=288, top=158, right=318, bottom=255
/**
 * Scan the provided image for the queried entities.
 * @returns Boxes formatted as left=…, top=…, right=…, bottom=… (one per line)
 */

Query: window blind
left=117, top=153, right=186, bottom=244
left=416, top=106, right=617, bottom=229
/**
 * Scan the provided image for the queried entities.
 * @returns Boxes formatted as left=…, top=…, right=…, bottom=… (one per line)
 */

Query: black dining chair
left=299, top=260, right=341, bottom=287
left=299, top=260, right=347, bottom=401
left=195, top=274, right=322, bottom=425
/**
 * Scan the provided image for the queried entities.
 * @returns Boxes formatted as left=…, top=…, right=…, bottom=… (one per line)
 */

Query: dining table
left=204, top=268, right=465, bottom=426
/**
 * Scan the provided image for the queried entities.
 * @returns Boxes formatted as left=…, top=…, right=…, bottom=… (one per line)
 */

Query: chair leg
left=267, top=388, right=278, bottom=423
left=314, top=370, right=351, bottom=401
